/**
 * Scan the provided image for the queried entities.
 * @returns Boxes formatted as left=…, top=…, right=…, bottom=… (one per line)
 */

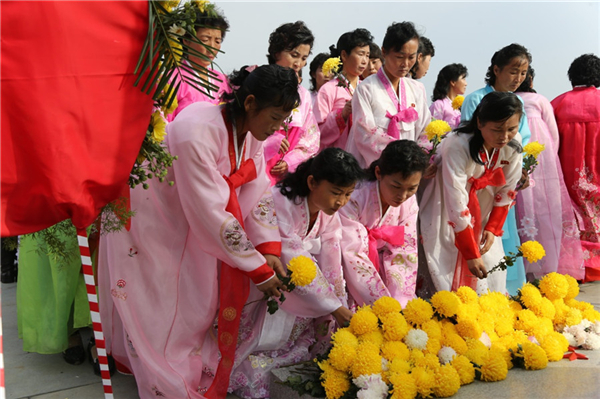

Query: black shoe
left=62, top=344, right=86, bottom=365
left=88, top=337, right=116, bottom=376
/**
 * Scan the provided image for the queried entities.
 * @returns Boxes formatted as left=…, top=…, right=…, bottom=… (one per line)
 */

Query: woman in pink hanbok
left=206, top=148, right=363, bottom=398
left=419, top=92, right=524, bottom=295
left=340, top=140, right=428, bottom=307
left=314, top=28, right=373, bottom=150
left=346, top=22, right=432, bottom=169
left=430, top=63, right=468, bottom=129
left=515, top=68, right=585, bottom=280
left=308, top=52, right=332, bottom=107
left=98, top=65, right=300, bottom=399
left=166, top=5, right=231, bottom=121
left=262, top=21, right=320, bottom=185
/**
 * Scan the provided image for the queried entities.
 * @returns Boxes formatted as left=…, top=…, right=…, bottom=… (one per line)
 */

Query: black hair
left=277, top=148, right=364, bottom=203
left=366, top=140, right=429, bottom=181
left=432, top=63, right=469, bottom=101
left=567, top=53, right=600, bottom=87
left=223, top=64, right=300, bottom=120
left=369, top=43, right=383, bottom=60
left=190, top=6, right=230, bottom=40
left=516, top=66, right=536, bottom=93
left=267, top=21, right=314, bottom=65
left=456, top=91, right=523, bottom=165
left=485, top=43, right=532, bottom=86
left=309, top=52, right=330, bottom=92
left=382, top=22, right=420, bottom=53
left=329, top=28, right=374, bottom=60
left=410, top=36, right=435, bottom=78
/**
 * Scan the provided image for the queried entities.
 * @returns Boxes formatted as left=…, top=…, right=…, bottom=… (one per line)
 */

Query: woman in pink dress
left=263, top=21, right=320, bottom=185
left=429, top=63, right=468, bottom=129
left=98, top=65, right=299, bottom=399
left=210, top=148, right=363, bottom=398
left=315, top=28, right=373, bottom=150
left=515, top=67, right=585, bottom=280
left=167, top=4, right=231, bottom=121
left=308, top=52, right=333, bottom=107
left=551, top=54, right=600, bottom=282
left=340, top=140, right=428, bottom=307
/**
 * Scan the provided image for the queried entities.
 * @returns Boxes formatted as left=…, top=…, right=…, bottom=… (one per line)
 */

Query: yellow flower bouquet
left=488, top=240, right=546, bottom=275
left=452, top=95, right=465, bottom=111
left=321, top=57, right=350, bottom=91
left=516, top=141, right=546, bottom=190
left=424, top=119, right=452, bottom=159
left=265, top=255, right=317, bottom=314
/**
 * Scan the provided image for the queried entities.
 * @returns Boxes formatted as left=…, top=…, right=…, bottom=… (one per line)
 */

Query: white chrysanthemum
left=581, top=319, right=593, bottom=329
left=404, top=328, right=429, bottom=350
left=353, top=374, right=388, bottom=399
left=582, top=334, right=600, bottom=350
left=593, top=321, right=600, bottom=335
left=438, top=346, right=458, bottom=364
left=562, top=332, right=577, bottom=347
left=479, top=331, right=492, bottom=348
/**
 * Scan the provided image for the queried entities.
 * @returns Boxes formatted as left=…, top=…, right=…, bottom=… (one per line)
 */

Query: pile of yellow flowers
left=316, top=273, right=599, bottom=399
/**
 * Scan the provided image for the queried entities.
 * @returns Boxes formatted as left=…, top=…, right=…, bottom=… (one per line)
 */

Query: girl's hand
left=331, top=306, right=353, bottom=327
left=271, top=161, right=288, bottom=176
left=264, top=254, right=286, bottom=277
left=423, top=163, right=437, bottom=179
left=517, top=168, right=530, bottom=191
left=467, top=258, right=488, bottom=279
left=256, top=275, right=284, bottom=298
left=480, top=231, right=495, bottom=255
left=279, top=138, right=290, bottom=154
left=341, top=100, right=352, bottom=121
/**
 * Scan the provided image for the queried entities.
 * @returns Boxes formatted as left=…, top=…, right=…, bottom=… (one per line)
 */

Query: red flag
left=1, top=1, right=154, bottom=236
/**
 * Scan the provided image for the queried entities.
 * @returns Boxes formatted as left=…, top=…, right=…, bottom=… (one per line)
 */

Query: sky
left=208, top=1, right=600, bottom=103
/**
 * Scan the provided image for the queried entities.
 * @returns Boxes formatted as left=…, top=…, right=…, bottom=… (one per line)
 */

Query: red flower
left=448, top=221, right=456, bottom=228
left=495, top=193, right=503, bottom=202
left=116, top=279, right=126, bottom=288
left=507, top=190, right=517, bottom=200
left=460, top=209, right=470, bottom=218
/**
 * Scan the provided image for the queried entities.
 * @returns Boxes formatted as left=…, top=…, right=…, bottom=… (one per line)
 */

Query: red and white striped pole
left=77, top=229, right=113, bottom=399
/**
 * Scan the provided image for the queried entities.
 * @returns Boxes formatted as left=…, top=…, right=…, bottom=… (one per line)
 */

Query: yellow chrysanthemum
left=523, top=141, right=546, bottom=159
left=518, top=283, right=542, bottom=309
left=373, top=296, right=402, bottom=317
left=582, top=308, right=600, bottom=323
left=414, top=353, right=441, bottom=372
left=563, top=274, right=580, bottom=301
left=514, top=309, right=539, bottom=334
left=530, top=297, right=556, bottom=320
left=464, top=346, right=488, bottom=366
left=479, top=291, right=510, bottom=316
left=456, top=285, right=479, bottom=304
left=381, top=340, right=411, bottom=362
left=403, top=298, right=434, bottom=327
left=539, top=333, right=568, bottom=362
left=455, top=301, right=482, bottom=320
left=479, top=350, right=508, bottom=381
left=552, top=298, right=570, bottom=325
left=151, top=111, right=167, bottom=143
left=431, top=291, right=461, bottom=318
left=509, top=299, right=524, bottom=313
left=381, top=312, right=410, bottom=341
left=421, top=320, right=442, bottom=342
left=425, top=119, right=452, bottom=141
left=477, top=312, right=496, bottom=335
left=358, top=328, right=385, bottom=348
left=349, top=307, right=379, bottom=336
left=411, top=366, right=436, bottom=398
left=494, top=317, right=514, bottom=337
left=425, top=338, right=442, bottom=356
left=351, top=342, right=382, bottom=378
left=320, top=366, right=350, bottom=399
left=522, top=342, right=548, bottom=370
left=287, top=255, right=317, bottom=287
left=328, top=344, right=356, bottom=372
left=455, top=316, right=483, bottom=340
left=451, top=95, right=465, bottom=111
left=565, top=298, right=594, bottom=312
left=331, top=328, right=358, bottom=348
left=490, top=343, right=513, bottom=370
left=167, top=36, right=183, bottom=65
left=321, top=57, right=341, bottom=77
left=441, top=319, right=459, bottom=338
left=532, top=317, right=554, bottom=338
left=539, top=272, right=569, bottom=300
left=466, top=337, right=488, bottom=352
left=159, top=0, right=180, bottom=12
left=409, top=348, right=425, bottom=366
left=388, top=358, right=412, bottom=375
left=518, top=241, right=546, bottom=263
left=389, top=372, right=418, bottom=399
left=565, top=307, right=583, bottom=326
left=451, top=355, right=475, bottom=385
left=432, top=364, right=461, bottom=398
left=442, top=333, right=468, bottom=355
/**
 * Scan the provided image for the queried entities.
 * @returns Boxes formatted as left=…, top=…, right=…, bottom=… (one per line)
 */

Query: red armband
left=255, top=241, right=282, bottom=257
left=244, top=264, right=276, bottom=285
left=454, top=226, right=481, bottom=261
left=485, top=205, right=509, bottom=236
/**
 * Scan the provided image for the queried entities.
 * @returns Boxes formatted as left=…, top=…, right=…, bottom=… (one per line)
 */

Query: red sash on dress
left=451, top=149, right=506, bottom=291
left=376, top=68, right=418, bottom=139
left=366, top=226, right=404, bottom=272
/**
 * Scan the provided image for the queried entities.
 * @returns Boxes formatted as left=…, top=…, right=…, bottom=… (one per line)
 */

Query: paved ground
left=3, top=281, right=599, bottom=399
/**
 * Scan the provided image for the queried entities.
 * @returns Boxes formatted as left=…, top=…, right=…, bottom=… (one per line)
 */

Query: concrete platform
left=3, top=281, right=599, bottom=398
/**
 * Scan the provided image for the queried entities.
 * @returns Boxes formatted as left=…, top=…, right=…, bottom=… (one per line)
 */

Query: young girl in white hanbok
left=98, top=65, right=299, bottom=399
left=340, top=140, right=428, bottom=307
left=208, top=148, right=363, bottom=398
left=346, top=21, right=431, bottom=168
left=419, top=92, right=524, bottom=295
left=314, top=28, right=373, bottom=150
left=430, top=63, right=468, bottom=129
left=263, top=21, right=320, bottom=185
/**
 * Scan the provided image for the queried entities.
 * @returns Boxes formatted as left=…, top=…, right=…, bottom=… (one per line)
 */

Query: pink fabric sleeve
left=263, top=132, right=285, bottom=161
left=429, top=99, right=446, bottom=121
left=539, top=95, right=560, bottom=146
left=282, top=107, right=320, bottom=173
left=168, top=120, right=274, bottom=284
left=316, top=86, right=347, bottom=148
left=243, top=188, right=282, bottom=257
